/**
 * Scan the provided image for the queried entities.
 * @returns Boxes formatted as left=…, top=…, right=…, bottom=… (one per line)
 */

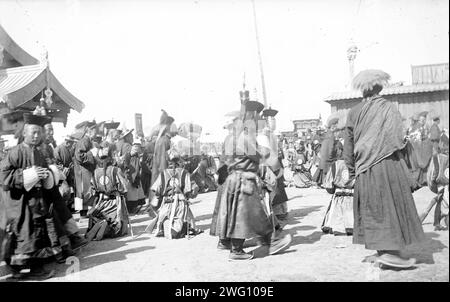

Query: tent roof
left=0, top=24, right=39, bottom=67
left=0, top=64, right=85, bottom=113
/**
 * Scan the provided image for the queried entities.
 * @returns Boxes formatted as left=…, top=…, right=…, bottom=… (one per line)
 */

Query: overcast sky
left=0, top=0, right=448, bottom=143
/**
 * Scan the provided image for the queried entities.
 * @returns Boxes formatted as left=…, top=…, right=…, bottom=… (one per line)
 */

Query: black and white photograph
left=0, top=0, right=448, bottom=286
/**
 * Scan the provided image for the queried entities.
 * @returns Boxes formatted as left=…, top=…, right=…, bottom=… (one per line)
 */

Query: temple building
left=0, top=24, right=84, bottom=135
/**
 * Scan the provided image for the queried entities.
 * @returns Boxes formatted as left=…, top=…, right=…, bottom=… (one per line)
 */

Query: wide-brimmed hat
left=245, top=100, right=264, bottom=113
left=64, top=135, right=77, bottom=142
left=75, top=120, right=96, bottom=130
left=262, top=107, right=278, bottom=117
left=120, top=129, right=134, bottom=139
left=352, top=69, right=390, bottom=93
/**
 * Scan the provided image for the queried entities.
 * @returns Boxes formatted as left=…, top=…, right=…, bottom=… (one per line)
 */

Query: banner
left=135, top=113, right=144, bottom=137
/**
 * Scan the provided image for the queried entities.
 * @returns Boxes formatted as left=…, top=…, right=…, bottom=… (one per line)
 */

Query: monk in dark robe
left=123, top=139, right=146, bottom=213
left=209, top=114, right=239, bottom=248
left=210, top=99, right=291, bottom=261
left=150, top=113, right=177, bottom=201
left=54, top=135, right=76, bottom=188
left=141, top=139, right=154, bottom=198
left=313, top=118, right=339, bottom=187
left=429, top=114, right=442, bottom=155
left=344, top=69, right=425, bottom=269
left=73, top=122, right=97, bottom=213
left=0, top=113, right=57, bottom=280
left=408, top=112, right=433, bottom=187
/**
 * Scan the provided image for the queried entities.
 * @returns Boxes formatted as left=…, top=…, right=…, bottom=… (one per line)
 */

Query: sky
left=0, top=0, right=449, bottom=143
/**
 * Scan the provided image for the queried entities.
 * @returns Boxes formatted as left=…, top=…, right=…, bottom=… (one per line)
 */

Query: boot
left=217, top=238, right=231, bottom=250
left=375, top=250, right=416, bottom=269
left=269, top=233, right=292, bottom=255
left=229, top=238, right=253, bottom=261
left=70, top=233, right=89, bottom=249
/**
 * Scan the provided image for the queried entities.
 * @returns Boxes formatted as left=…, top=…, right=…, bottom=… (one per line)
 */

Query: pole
left=251, top=0, right=268, bottom=107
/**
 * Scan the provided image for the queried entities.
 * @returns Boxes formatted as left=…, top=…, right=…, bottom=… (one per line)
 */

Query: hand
left=345, top=178, right=355, bottom=189
left=35, top=167, right=49, bottom=180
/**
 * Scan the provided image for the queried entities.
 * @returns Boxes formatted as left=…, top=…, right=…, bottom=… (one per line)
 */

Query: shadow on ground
left=403, top=232, right=448, bottom=265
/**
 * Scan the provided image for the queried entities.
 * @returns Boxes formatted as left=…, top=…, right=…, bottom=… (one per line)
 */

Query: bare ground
left=1, top=186, right=448, bottom=282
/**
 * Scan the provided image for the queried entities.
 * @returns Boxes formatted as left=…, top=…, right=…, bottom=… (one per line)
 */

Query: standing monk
left=150, top=110, right=177, bottom=203
left=0, top=113, right=57, bottom=280
left=73, top=121, right=97, bottom=214
left=344, top=69, right=425, bottom=269
left=429, top=113, right=442, bottom=155
left=313, top=117, right=339, bottom=187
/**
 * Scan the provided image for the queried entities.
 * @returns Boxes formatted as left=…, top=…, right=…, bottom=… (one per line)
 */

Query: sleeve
left=343, top=111, right=356, bottom=179
left=182, top=170, right=192, bottom=195
left=74, top=139, right=96, bottom=169
left=430, top=125, right=440, bottom=142
left=0, top=148, right=25, bottom=191
left=115, top=167, right=129, bottom=194
left=150, top=173, right=163, bottom=197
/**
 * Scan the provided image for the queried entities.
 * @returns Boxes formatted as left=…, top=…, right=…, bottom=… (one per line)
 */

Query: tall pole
left=251, top=0, right=268, bottom=107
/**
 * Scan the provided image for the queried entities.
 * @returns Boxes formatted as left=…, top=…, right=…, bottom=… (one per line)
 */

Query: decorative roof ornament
left=44, top=88, right=53, bottom=107
left=239, top=73, right=250, bottom=103
left=40, top=48, right=49, bottom=66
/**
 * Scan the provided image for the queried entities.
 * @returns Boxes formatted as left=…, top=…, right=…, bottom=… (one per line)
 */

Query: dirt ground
left=0, top=186, right=448, bottom=282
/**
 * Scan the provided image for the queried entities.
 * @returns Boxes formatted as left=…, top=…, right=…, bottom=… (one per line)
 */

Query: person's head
left=124, top=133, right=133, bottom=144
left=64, top=136, right=76, bottom=148
left=87, top=125, right=98, bottom=139
left=131, top=140, right=142, bottom=156
left=418, top=116, right=425, bottom=127
left=433, top=117, right=440, bottom=125
left=23, top=124, right=43, bottom=146
left=108, top=129, right=121, bottom=143
left=44, top=123, right=54, bottom=142
left=22, top=113, right=51, bottom=146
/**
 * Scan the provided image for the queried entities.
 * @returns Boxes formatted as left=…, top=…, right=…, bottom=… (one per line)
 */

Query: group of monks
left=0, top=69, right=448, bottom=279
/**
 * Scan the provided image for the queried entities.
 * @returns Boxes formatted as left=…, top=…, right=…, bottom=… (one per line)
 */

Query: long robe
left=0, top=143, right=57, bottom=265
left=54, top=144, right=75, bottom=188
left=74, top=136, right=96, bottom=209
left=429, top=123, right=441, bottom=154
left=86, top=165, right=130, bottom=240
left=151, top=166, right=194, bottom=239
left=123, top=152, right=145, bottom=211
left=313, top=131, right=338, bottom=186
left=210, top=156, right=273, bottom=239
left=344, top=95, right=425, bottom=251
left=150, top=134, right=171, bottom=187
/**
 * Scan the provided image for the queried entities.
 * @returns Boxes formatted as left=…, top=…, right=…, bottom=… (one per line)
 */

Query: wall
left=329, top=90, right=449, bottom=131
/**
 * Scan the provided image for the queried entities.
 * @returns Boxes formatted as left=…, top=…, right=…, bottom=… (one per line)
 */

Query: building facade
left=324, top=63, right=449, bottom=130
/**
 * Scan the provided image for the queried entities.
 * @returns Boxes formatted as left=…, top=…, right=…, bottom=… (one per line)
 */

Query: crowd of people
left=0, top=69, right=448, bottom=280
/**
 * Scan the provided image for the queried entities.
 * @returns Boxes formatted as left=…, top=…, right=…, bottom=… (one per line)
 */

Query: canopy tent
left=0, top=24, right=39, bottom=68
left=1, top=23, right=84, bottom=133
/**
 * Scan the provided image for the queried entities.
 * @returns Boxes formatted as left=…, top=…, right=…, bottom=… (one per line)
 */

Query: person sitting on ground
left=85, top=142, right=130, bottom=241
left=150, top=148, right=203, bottom=239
